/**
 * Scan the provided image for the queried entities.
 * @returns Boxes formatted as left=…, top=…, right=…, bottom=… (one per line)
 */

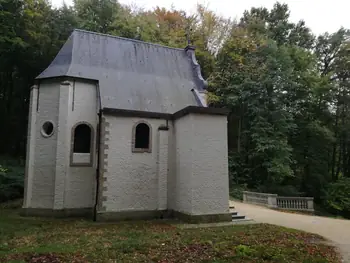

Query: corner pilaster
left=53, top=80, right=72, bottom=209
left=98, top=115, right=110, bottom=212
left=157, top=126, right=169, bottom=210
left=23, top=85, right=39, bottom=208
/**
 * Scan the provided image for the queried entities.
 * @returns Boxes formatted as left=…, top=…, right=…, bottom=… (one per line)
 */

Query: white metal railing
left=243, top=191, right=314, bottom=212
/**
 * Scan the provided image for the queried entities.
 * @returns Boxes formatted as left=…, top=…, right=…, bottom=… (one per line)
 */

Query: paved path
left=230, top=201, right=350, bottom=262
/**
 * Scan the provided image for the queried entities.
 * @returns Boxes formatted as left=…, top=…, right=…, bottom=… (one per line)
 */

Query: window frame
left=70, top=122, right=94, bottom=167
left=132, top=121, right=152, bottom=153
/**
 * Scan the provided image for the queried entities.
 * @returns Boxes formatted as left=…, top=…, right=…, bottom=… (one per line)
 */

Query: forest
left=0, top=0, right=350, bottom=217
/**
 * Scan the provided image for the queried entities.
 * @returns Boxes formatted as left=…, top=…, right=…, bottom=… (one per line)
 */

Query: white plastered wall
left=172, top=114, right=193, bottom=213
left=99, top=116, right=169, bottom=212
left=173, top=113, right=230, bottom=215
left=190, top=113, right=230, bottom=215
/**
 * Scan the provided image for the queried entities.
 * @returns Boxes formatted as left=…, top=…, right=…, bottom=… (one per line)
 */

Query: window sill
left=70, top=153, right=93, bottom=166
left=132, top=148, right=152, bottom=153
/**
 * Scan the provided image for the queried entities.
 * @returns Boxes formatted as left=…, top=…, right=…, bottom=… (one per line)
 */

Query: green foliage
left=229, top=184, right=249, bottom=200
left=235, top=245, right=257, bottom=257
left=212, top=2, right=350, bottom=211
left=0, top=158, right=24, bottom=203
left=213, top=32, right=296, bottom=187
left=322, top=178, right=350, bottom=218
left=257, top=184, right=301, bottom=197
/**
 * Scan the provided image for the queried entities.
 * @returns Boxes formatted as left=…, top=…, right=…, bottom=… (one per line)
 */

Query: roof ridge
left=73, top=29, right=185, bottom=51
left=66, top=32, right=75, bottom=76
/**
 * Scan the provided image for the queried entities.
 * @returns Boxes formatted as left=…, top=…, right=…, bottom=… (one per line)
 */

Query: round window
left=41, top=121, right=54, bottom=137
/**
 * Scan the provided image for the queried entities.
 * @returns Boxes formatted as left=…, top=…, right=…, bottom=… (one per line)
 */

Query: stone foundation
left=21, top=208, right=232, bottom=223
left=96, top=210, right=168, bottom=222
left=170, top=210, right=232, bottom=223
left=96, top=210, right=231, bottom=223
left=20, top=207, right=93, bottom=218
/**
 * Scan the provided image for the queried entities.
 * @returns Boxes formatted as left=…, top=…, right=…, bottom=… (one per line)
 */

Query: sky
left=51, top=0, right=350, bottom=36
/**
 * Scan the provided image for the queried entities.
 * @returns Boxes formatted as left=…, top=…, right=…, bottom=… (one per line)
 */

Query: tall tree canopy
left=209, top=3, right=350, bottom=205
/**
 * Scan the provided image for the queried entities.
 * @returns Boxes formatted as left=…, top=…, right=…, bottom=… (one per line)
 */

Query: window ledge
left=70, top=153, right=93, bottom=166
left=132, top=148, right=151, bottom=153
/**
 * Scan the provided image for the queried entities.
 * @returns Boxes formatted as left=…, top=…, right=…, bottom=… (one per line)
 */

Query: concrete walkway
left=230, top=201, right=350, bottom=262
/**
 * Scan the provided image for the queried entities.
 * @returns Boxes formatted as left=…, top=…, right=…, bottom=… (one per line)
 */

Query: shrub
left=0, top=162, right=24, bottom=203
left=258, top=184, right=302, bottom=197
left=235, top=245, right=257, bottom=257
left=322, top=178, right=350, bottom=218
left=229, top=184, right=248, bottom=200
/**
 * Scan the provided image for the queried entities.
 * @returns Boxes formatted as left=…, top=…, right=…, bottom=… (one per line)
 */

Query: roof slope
left=37, top=29, right=207, bottom=113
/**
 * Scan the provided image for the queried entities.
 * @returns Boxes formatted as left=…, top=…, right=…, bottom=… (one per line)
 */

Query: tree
left=210, top=30, right=296, bottom=188
left=315, top=29, right=350, bottom=181
left=240, top=2, right=314, bottom=48
left=0, top=0, right=64, bottom=156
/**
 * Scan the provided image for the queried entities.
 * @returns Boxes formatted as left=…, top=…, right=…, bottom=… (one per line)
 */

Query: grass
left=0, top=208, right=342, bottom=263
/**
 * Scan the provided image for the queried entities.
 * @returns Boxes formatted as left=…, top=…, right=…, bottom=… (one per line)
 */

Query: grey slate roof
left=37, top=29, right=208, bottom=114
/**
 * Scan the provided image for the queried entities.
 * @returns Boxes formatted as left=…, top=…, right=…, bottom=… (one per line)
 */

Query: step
left=231, top=218, right=255, bottom=224
left=231, top=211, right=238, bottom=216
left=232, top=214, right=246, bottom=220
left=229, top=205, right=235, bottom=209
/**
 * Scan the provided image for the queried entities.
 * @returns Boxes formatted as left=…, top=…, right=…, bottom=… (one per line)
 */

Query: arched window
left=73, top=124, right=92, bottom=153
left=71, top=122, right=94, bottom=166
left=132, top=122, right=151, bottom=153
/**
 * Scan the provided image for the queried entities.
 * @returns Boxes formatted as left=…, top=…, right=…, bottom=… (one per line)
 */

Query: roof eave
left=102, top=106, right=230, bottom=120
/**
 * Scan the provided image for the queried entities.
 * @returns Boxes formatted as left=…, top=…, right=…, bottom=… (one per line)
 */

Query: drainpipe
left=93, top=109, right=102, bottom=221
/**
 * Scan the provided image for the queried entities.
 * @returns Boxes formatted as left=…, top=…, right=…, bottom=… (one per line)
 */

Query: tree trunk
left=331, top=99, right=340, bottom=181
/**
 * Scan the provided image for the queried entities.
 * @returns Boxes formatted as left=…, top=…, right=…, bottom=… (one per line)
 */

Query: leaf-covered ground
left=0, top=209, right=341, bottom=263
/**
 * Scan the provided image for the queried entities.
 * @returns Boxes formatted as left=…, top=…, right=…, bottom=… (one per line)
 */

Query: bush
left=322, top=178, right=350, bottom=218
left=258, top=184, right=302, bottom=197
left=0, top=160, right=24, bottom=203
left=229, top=184, right=249, bottom=200
left=235, top=245, right=257, bottom=257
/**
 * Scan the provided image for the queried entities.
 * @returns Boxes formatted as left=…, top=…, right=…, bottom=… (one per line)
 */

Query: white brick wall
left=157, top=129, right=168, bottom=210
left=53, top=81, right=71, bottom=209
left=65, top=80, right=98, bottom=208
left=173, top=114, right=194, bottom=213
left=173, top=113, right=229, bottom=215
left=166, top=122, right=176, bottom=210
left=23, top=86, right=38, bottom=208
left=191, top=114, right=229, bottom=215
left=24, top=79, right=98, bottom=209
left=31, top=80, right=60, bottom=208
left=100, top=116, right=169, bottom=212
